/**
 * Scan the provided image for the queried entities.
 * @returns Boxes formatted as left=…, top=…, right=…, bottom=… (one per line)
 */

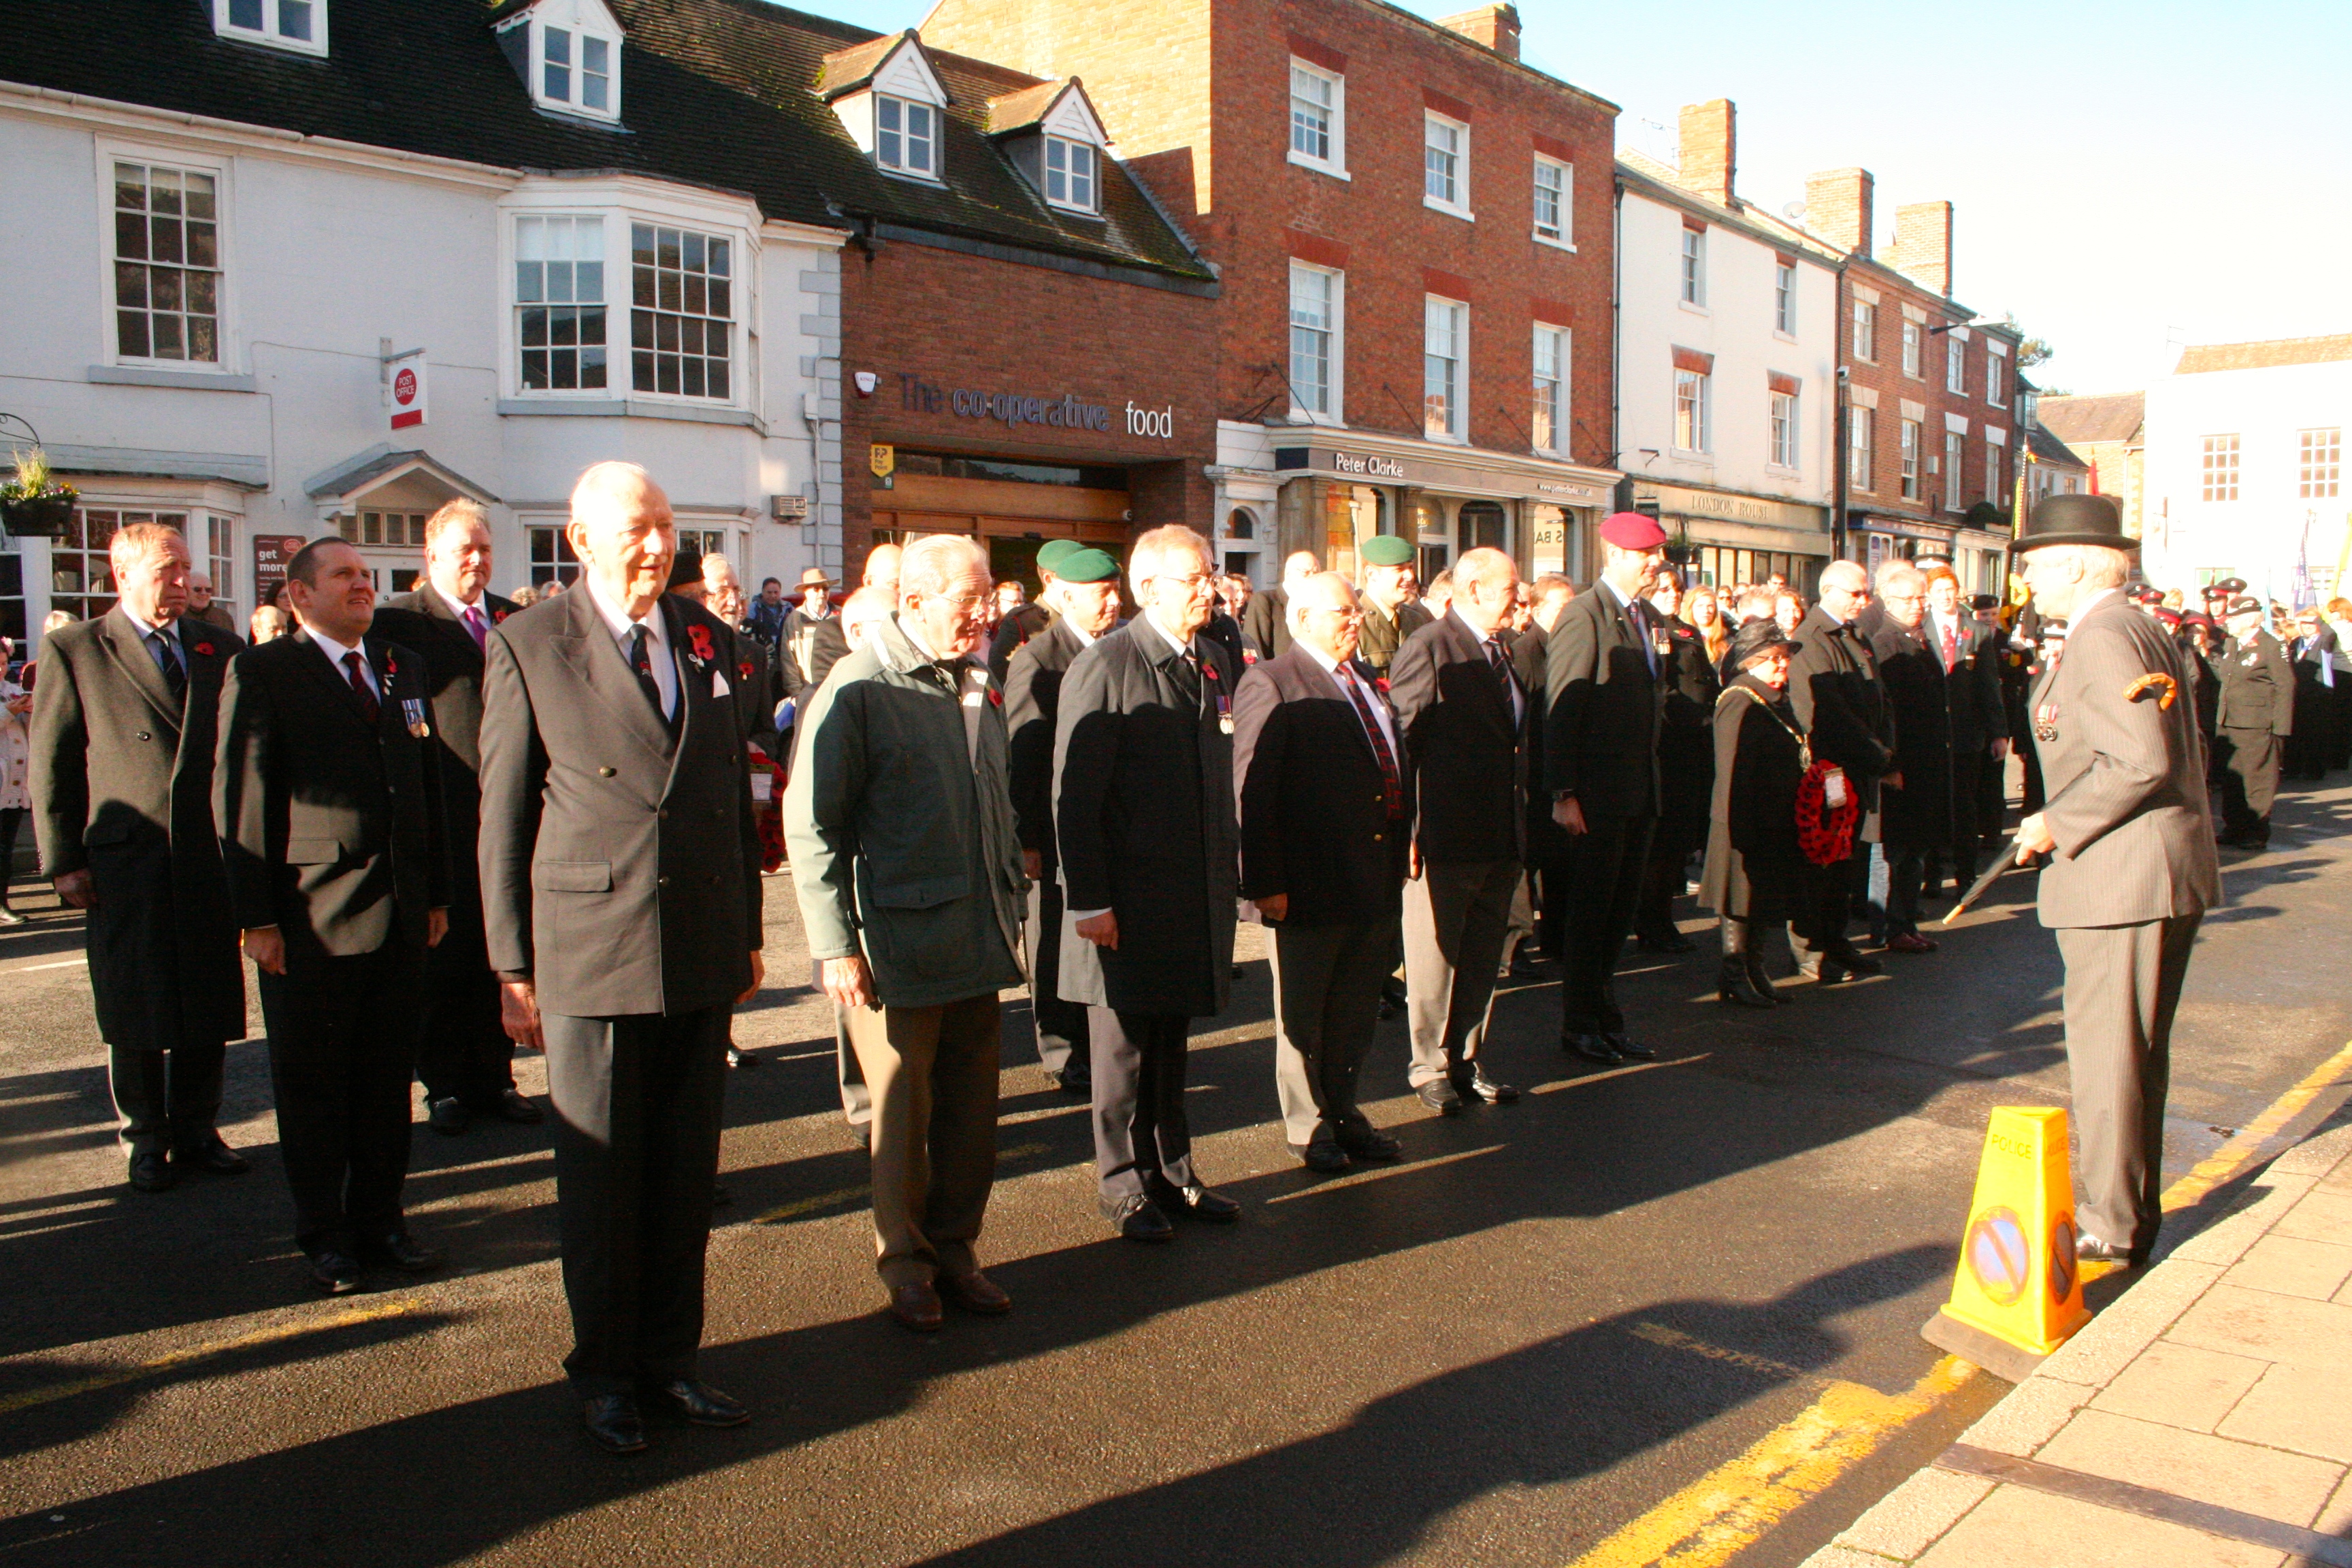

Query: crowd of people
left=13, top=463, right=2342, bottom=1455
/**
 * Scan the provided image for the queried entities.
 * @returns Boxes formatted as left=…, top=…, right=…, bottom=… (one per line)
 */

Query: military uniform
left=2214, top=602, right=2295, bottom=847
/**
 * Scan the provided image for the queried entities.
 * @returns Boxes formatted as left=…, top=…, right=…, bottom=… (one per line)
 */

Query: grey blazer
left=2031, top=593, right=2221, bottom=929
left=476, top=587, right=762, bottom=1018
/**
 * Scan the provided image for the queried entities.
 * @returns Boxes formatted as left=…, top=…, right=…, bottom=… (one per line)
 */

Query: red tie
left=1339, top=668, right=1404, bottom=820
left=342, top=651, right=379, bottom=725
left=1940, top=619, right=1958, bottom=672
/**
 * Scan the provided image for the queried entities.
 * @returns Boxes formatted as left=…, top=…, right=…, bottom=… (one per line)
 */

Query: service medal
left=403, top=696, right=431, bottom=739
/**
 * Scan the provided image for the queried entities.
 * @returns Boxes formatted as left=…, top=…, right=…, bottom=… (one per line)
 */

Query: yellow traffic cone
left=1922, top=1107, right=2095, bottom=1381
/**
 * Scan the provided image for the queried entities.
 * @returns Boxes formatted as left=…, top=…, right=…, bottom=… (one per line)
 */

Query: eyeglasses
left=1304, top=606, right=1364, bottom=623
left=918, top=591, right=992, bottom=615
left=1151, top=573, right=1215, bottom=594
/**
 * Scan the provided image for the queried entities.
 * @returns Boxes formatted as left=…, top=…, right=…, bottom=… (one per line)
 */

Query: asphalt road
left=2, top=773, right=2347, bottom=1568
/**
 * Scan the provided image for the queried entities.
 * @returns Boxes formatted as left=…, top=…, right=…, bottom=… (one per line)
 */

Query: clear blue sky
left=836, top=0, right=2352, bottom=395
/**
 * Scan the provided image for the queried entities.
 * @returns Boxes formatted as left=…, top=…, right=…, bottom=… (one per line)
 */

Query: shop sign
left=870, top=444, right=896, bottom=478
left=1332, top=451, right=1406, bottom=479
left=1275, top=441, right=1608, bottom=504
left=1531, top=509, right=1570, bottom=574
left=898, top=372, right=1118, bottom=434
left=386, top=348, right=427, bottom=431
left=252, top=534, right=310, bottom=603
left=1640, top=483, right=1829, bottom=538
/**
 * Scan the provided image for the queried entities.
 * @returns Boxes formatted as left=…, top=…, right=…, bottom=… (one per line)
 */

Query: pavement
left=1, top=770, right=2348, bottom=1567
left=1802, top=1115, right=2352, bottom=1568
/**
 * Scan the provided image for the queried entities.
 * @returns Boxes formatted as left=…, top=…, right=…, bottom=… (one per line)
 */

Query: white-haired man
left=788, top=532, right=1028, bottom=1332
left=2001, top=496, right=2216, bottom=1274
left=1056, top=525, right=1243, bottom=1241
left=1242, top=548, right=1319, bottom=662
left=479, top=461, right=764, bottom=1454
left=31, top=522, right=248, bottom=1193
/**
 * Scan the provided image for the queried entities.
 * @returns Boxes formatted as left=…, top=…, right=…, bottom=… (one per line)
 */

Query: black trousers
left=258, top=938, right=424, bottom=1256
left=1793, top=843, right=1870, bottom=964
left=1089, top=1008, right=1195, bottom=1204
left=543, top=1005, right=730, bottom=1396
left=2216, top=727, right=2281, bottom=838
left=110, top=1041, right=227, bottom=1158
left=1633, top=832, right=1696, bottom=944
left=0, top=806, right=24, bottom=903
left=1557, top=812, right=1654, bottom=1036
left=412, top=918, right=514, bottom=1107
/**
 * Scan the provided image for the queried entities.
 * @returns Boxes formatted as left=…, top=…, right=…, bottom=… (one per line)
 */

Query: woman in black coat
left=1700, top=620, right=1810, bottom=1007
left=1633, top=574, right=1721, bottom=952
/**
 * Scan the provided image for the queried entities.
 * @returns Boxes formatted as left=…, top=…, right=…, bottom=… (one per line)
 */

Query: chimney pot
left=1676, top=100, right=1735, bottom=206
left=1436, top=3, right=1520, bottom=60
left=1803, top=167, right=1875, bottom=259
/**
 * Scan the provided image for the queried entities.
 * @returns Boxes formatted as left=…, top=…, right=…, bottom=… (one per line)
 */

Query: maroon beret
left=1599, top=511, right=1669, bottom=551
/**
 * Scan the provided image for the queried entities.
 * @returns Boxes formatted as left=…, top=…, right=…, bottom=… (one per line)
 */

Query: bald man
left=479, top=460, right=764, bottom=1454
left=1242, top=550, right=1319, bottom=662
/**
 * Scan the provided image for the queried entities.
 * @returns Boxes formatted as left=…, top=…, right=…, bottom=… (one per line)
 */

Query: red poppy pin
left=193, top=641, right=215, bottom=657
left=1203, top=663, right=1219, bottom=680
left=384, top=655, right=398, bottom=678
left=1375, top=675, right=1391, bottom=693
left=687, top=625, right=716, bottom=666
left=988, top=688, right=1003, bottom=707
left=493, top=608, right=508, bottom=624
left=738, top=659, right=755, bottom=681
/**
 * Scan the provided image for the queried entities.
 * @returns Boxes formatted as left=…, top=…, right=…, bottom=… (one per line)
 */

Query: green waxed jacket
left=784, top=616, right=1027, bottom=1009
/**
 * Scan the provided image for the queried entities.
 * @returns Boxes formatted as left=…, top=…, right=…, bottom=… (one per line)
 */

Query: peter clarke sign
left=896, top=373, right=1172, bottom=440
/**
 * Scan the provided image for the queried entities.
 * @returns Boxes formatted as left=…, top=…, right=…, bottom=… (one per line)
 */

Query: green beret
left=1055, top=547, right=1120, bottom=584
left=1035, top=539, right=1083, bottom=574
left=1360, top=534, right=1415, bottom=567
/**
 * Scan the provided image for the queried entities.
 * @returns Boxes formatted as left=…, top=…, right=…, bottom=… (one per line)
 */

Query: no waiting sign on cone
left=1923, top=1106, right=2094, bottom=1382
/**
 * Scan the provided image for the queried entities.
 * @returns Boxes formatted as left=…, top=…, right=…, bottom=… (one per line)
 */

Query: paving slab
left=2034, top=1407, right=2344, bottom=1527
left=1910, top=1483, right=2287, bottom=1568
left=2089, top=1339, right=2270, bottom=1432
left=2217, top=1360, right=2352, bottom=1464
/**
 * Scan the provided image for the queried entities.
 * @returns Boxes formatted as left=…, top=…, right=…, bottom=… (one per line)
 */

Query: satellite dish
left=1783, top=201, right=1806, bottom=220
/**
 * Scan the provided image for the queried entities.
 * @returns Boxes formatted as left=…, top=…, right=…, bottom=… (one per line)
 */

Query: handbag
left=1719, top=685, right=1858, bottom=866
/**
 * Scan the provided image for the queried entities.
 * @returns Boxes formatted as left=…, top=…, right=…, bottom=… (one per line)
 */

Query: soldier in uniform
left=2012, top=494, right=2218, bottom=1266
left=2213, top=593, right=2296, bottom=848
left=987, top=539, right=1076, bottom=687
left=1352, top=535, right=1430, bottom=681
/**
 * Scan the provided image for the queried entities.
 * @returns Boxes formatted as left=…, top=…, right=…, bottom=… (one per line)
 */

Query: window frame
left=1288, top=261, right=1343, bottom=423
left=512, top=212, right=610, bottom=397
left=1288, top=59, right=1348, bottom=178
left=525, top=521, right=585, bottom=587
left=1851, top=298, right=1877, bottom=362
left=1774, top=259, right=1797, bottom=337
left=1944, top=429, right=1966, bottom=511
left=1422, top=112, right=1471, bottom=219
left=1679, top=225, right=1707, bottom=308
left=627, top=220, right=736, bottom=404
left=1848, top=408, right=1874, bottom=492
left=1901, top=318, right=1923, bottom=378
left=1984, top=435, right=2003, bottom=506
left=1946, top=337, right=1967, bottom=395
left=1422, top=294, right=1468, bottom=442
left=1531, top=322, right=1569, bottom=453
left=2302, top=427, right=2343, bottom=500
left=875, top=93, right=941, bottom=182
left=1042, top=134, right=1099, bottom=214
left=2201, top=434, right=2240, bottom=502
left=1531, top=155, right=1573, bottom=249
left=1769, top=389, right=1799, bottom=471
left=1984, top=344, right=2006, bottom=406
left=1673, top=367, right=1710, bottom=454
left=534, top=19, right=621, bottom=122
left=1899, top=417, right=1923, bottom=500
left=102, top=145, right=233, bottom=374
left=212, top=0, right=327, bottom=57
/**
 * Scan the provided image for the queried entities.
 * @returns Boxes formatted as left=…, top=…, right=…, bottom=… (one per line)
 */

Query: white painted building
left=2141, top=334, right=2351, bottom=604
left=0, top=0, right=849, bottom=647
left=1616, top=120, right=1840, bottom=594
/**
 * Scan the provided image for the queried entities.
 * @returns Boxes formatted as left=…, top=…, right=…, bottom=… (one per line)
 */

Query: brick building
left=924, top=0, right=1620, bottom=585
left=817, top=28, right=1222, bottom=581
left=1800, top=169, right=2024, bottom=597
left=2038, top=391, right=2146, bottom=539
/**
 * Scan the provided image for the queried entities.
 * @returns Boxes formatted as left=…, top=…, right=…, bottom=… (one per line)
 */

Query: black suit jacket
left=1542, top=583, right=1665, bottom=819
left=1004, top=617, right=1088, bottom=877
left=1241, top=585, right=1292, bottom=662
left=29, top=609, right=246, bottom=1049
left=1052, top=619, right=1238, bottom=1017
left=1388, top=610, right=1525, bottom=864
left=987, top=600, right=1054, bottom=688
left=214, top=627, right=450, bottom=962
left=1931, top=616, right=2006, bottom=754
left=1231, top=645, right=1409, bottom=926
left=477, top=589, right=762, bottom=1017
left=2218, top=630, right=2296, bottom=736
left=1788, top=606, right=1895, bottom=816
left=372, top=584, right=517, bottom=930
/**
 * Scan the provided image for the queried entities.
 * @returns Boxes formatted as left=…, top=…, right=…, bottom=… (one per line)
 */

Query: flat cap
left=1360, top=534, right=1416, bottom=568
left=1599, top=510, right=1669, bottom=551
left=1054, top=547, right=1119, bottom=584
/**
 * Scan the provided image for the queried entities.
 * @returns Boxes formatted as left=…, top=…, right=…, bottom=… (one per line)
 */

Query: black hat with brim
left=2014, top=493, right=2136, bottom=553
left=1729, top=618, right=1799, bottom=669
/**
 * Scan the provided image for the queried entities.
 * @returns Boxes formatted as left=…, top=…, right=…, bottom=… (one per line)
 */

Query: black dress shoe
left=646, top=1379, right=750, bottom=1426
left=1606, top=1034, right=1659, bottom=1062
left=366, top=1230, right=445, bottom=1273
left=1102, top=1193, right=1176, bottom=1241
left=427, top=1096, right=470, bottom=1137
left=174, top=1134, right=250, bottom=1175
left=128, top=1152, right=177, bottom=1192
left=1563, top=1032, right=1622, bottom=1066
left=1151, top=1178, right=1241, bottom=1222
left=1830, top=948, right=1884, bottom=977
left=1416, top=1079, right=1467, bottom=1116
left=1338, top=1126, right=1402, bottom=1162
left=308, top=1250, right=363, bottom=1295
left=1291, top=1139, right=1350, bottom=1174
left=2075, top=1232, right=2138, bottom=1266
left=1636, top=932, right=1697, bottom=954
left=1509, top=952, right=1548, bottom=979
left=493, top=1089, right=544, bottom=1124
left=583, top=1394, right=650, bottom=1455
left=726, top=1047, right=758, bottom=1069
left=1458, top=1068, right=1519, bottom=1104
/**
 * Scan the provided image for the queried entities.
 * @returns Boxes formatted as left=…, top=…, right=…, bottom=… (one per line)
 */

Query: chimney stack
left=1804, top=167, right=1874, bottom=259
left=1676, top=99, right=1735, bottom=206
left=1891, top=200, right=1955, bottom=296
left=1436, top=3, right=1520, bottom=60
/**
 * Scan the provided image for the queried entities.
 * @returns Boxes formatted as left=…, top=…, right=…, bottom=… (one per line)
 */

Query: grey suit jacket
left=2031, top=593, right=2221, bottom=929
left=476, top=587, right=762, bottom=1018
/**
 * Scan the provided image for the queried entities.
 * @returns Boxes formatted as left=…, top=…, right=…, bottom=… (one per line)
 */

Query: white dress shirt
left=585, top=575, right=676, bottom=719
left=1301, top=638, right=1399, bottom=755
left=1451, top=606, right=1525, bottom=726
left=306, top=624, right=378, bottom=700
left=116, top=606, right=186, bottom=683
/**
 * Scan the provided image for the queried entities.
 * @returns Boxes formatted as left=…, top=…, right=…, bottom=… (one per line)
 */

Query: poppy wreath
left=1795, top=761, right=1859, bottom=866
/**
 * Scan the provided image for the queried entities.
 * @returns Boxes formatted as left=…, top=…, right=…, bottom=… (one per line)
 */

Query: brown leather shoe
left=887, top=1280, right=944, bottom=1332
left=936, top=1269, right=1013, bottom=1316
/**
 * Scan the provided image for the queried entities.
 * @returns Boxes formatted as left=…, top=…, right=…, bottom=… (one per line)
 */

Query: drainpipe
left=1832, top=262, right=1850, bottom=568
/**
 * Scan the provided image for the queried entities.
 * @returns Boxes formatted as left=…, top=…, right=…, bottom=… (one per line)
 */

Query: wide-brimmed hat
left=795, top=566, right=835, bottom=589
left=2014, top=493, right=2136, bottom=553
left=1729, top=618, right=1799, bottom=668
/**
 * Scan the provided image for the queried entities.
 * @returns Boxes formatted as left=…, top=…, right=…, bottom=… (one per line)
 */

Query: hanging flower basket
left=1, top=447, right=77, bottom=538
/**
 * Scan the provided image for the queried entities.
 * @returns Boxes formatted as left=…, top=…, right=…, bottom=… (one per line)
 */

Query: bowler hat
left=2014, top=493, right=2136, bottom=553
left=1729, top=618, right=1799, bottom=669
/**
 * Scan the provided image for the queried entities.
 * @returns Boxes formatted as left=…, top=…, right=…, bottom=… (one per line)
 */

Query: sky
left=826, top=0, right=2351, bottom=396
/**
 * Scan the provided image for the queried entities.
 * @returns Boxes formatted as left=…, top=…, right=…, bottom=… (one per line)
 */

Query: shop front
left=1848, top=510, right=2010, bottom=595
left=1214, top=423, right=1616, bottom=586
left=1635, top=482, right=1833, bottom=595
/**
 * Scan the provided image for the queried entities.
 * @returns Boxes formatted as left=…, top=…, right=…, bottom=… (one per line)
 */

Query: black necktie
left=154, top=633, right=186, bottom=704
left=628, top=625, right=670, bottom=724
left=1170, top=649, right=1202, bottom=708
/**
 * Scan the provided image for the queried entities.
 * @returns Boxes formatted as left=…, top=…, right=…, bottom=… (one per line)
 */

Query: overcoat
left=1230, top=644, right=1410, bottom=925
left=1541, top=583, right=1665, bottom=819
left=1870, top=619, right=1958, bottom=851
left=1654, top=613, right=1720, bottom=855
left=1699, top=672, right=1810, bottom=922
left=29, top=609, right=246, bottom=1050
left=1786, top=606, right=1894, bottom=836
left=1052, top=619, right=1238, bottom=1017
left=1388, top=610, right=1524, bottom=865
left=2217, top=630, right=2296, bottom=736
left=1004, top=617, right=1088, bottom=881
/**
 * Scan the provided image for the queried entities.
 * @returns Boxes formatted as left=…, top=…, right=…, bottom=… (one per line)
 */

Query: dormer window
left=494, top=0, right=623, bottom=125
left=213, top=0, right=327, bottom=56
left=1043, top=137, right=1096, bottom=212
left=877, top=97, right=936, bottom=178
